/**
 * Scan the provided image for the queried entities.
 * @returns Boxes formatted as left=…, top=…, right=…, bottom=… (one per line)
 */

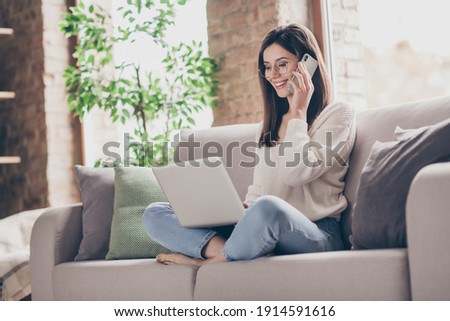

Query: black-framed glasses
left=258, top=60, right=294, bottom=78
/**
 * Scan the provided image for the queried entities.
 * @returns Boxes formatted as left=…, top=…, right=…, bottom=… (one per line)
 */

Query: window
left=112, top=0, right=212, bottom=132
left=327, top=0, right=450, bottom=108
left=82, top=0, right=210, bottom=165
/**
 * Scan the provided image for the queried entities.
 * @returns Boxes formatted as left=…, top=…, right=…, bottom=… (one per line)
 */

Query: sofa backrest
left=341, top=95, right=450, bottom=248
left=175, top=95, right=450, bottom=248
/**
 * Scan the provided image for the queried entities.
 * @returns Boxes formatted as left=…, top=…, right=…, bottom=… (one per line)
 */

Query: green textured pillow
left=106, top=166, right=171, bottom=260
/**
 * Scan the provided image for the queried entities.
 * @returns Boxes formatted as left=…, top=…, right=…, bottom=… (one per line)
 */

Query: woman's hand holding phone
left=287, top=54, right=317, bottom=121
left=288, top=63, right=314, bottom=119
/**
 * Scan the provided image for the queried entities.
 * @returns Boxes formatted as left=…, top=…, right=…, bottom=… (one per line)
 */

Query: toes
left=154, top=253, right=203, bottom=266
left=156, top=254, right=170, bottom=264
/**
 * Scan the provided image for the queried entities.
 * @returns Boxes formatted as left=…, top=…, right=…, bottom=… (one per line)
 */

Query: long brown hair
left=258, top=24, right=332, bottom=147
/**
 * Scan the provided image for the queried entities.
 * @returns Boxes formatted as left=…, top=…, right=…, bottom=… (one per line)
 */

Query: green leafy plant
left=60, top=0, right=217, bottom=166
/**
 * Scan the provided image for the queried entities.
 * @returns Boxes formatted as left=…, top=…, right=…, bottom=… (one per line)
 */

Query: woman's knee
left=245, top=195, right=287, bottom=225
left=251, top=195, right=286, bottom=216
left=143, top=201, right=168, bottom=218
left=142, top=202, right=170, bottom=234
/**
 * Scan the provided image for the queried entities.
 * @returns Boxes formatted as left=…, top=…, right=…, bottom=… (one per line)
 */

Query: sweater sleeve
left=280, top=102, right=355, bottom=187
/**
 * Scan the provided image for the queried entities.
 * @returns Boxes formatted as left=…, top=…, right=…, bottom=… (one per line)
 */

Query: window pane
left=330, top=0, right=450, bottom=107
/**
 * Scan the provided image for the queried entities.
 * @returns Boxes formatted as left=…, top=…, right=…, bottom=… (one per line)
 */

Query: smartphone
left=288, top=53, right=318, bottom=94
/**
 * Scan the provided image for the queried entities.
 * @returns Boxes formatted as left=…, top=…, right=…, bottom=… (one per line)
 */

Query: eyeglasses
left=258, top=60, right=294, bottom=78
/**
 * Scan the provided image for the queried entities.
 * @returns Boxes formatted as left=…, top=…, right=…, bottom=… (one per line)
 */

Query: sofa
left=30, top=95, right=450, bottom=300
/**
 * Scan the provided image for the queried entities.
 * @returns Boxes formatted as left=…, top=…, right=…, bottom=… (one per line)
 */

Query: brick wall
left=206, top=0, right=269, bottom=126
left=330, top=0, right=366, bottom=107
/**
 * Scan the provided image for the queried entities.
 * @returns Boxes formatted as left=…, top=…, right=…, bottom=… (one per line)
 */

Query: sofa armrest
left=406, top=162, right=450, bottom=300
left=30, top=204, right=83, bottom=300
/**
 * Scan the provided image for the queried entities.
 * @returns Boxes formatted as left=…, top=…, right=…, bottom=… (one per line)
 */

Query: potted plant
left=60, top=0, right=217, bottom=166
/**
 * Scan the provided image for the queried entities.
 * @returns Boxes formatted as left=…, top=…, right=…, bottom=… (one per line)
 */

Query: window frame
left=312, top=0, right=336, bottom=98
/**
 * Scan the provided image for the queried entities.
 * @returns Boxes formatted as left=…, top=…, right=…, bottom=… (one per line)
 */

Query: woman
left=142, top=24, right=355, bottom=266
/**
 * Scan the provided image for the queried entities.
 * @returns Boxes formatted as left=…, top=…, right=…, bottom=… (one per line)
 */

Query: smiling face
left=257, top=24, right=332, bottom=147
left=262, top=43, right=298, bottom=98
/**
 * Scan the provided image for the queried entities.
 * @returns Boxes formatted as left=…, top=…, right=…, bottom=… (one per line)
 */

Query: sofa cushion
left=341, top=95, right=450, bottom=248
left=53, top=259, right=198, bottom=300
left=74, top=166, right=115, bottom=261
left=194, top=249, right=410, bottom=300
left=351, top=118, right=450, bottom=249
left=393, top=125, right=427, bottom=141
left=105, top=166, right=171, bottom=260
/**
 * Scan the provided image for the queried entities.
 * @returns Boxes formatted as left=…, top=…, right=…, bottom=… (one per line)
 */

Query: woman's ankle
left=201, top=235, right=226, bottom=259
left=200, top=253, right=227, bottom=266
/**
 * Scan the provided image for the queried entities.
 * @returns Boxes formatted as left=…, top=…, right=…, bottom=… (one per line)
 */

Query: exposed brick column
left=207, top=0, right=312, bottom=126
left=330, top=0, right=366, bottom=107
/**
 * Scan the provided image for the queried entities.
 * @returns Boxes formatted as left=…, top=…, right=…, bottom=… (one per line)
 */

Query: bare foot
left=156, top=253, right=203, bottom=266
left=155, top=253, right=227, bottom=266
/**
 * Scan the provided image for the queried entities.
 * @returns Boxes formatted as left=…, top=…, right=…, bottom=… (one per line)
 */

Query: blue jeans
left=142, top=195, right=344, bottom=261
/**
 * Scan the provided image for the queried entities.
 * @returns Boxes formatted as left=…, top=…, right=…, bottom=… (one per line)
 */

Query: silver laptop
left=152, top=157, right=245, bottom=228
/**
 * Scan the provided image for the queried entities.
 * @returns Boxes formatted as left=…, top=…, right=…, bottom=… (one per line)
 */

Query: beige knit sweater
left=244, top=100, right=356, bottom=221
